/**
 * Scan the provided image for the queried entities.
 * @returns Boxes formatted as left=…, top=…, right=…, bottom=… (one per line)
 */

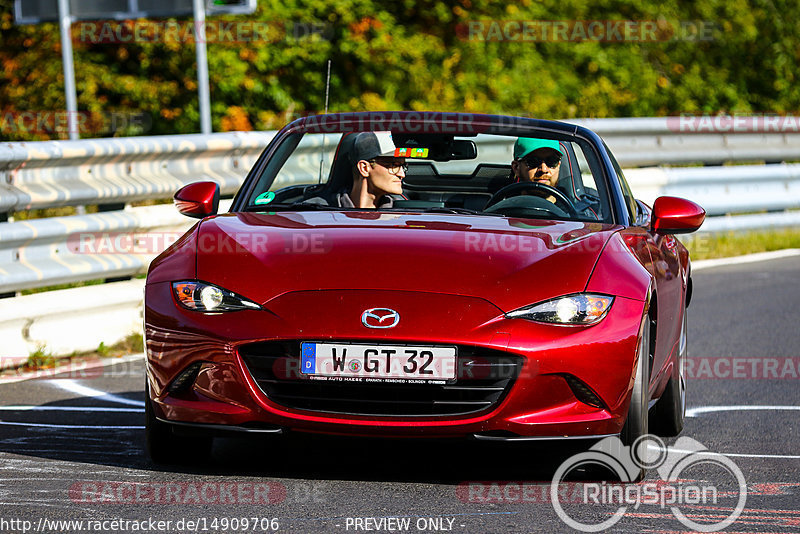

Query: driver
left=511, top=137, right=563, bottom=203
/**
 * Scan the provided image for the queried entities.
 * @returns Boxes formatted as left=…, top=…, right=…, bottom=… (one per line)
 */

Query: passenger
left=348, top=131, right=407, bottom=208
left=307, top=131, right=406, bottom=209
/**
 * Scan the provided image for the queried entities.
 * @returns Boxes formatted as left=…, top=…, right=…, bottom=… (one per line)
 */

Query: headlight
left=506, top=294, right=614, bottom=325
left=172, top=281, right=261, bottom=312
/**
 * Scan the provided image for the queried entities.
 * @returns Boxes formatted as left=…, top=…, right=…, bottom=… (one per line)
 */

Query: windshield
left=241, top=130, right=614, bottom=224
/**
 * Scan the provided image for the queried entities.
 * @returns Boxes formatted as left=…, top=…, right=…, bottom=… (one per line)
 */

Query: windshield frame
left=230, top=112, right=627, bottom=226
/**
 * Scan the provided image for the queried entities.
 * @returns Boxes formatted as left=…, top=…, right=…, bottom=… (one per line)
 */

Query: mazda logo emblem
left=361, top=308, right=400, bottom=329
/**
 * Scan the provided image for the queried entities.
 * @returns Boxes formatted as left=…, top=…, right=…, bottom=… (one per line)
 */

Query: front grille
left=238, top=341, right=523, bottom=417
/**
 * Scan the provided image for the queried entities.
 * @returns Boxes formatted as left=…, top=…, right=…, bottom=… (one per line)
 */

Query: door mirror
left=651, top=196, right=705, bottom=235
left=174, top=181, right=220, bottom=218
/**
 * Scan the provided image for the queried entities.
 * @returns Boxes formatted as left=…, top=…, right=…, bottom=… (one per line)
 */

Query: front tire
left=620, top=313, right=651, bottom=481
left=621, top=314, right=651, bottom=445
left=145, top=380, right=212, bottom=464
left=651, top=307, right=687, bottom=436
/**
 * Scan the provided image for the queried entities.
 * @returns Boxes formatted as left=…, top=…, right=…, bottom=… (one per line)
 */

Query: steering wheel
left=484, top=182, right=579, bottom=218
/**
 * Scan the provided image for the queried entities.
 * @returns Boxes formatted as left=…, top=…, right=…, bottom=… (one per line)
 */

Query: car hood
left=195, top=211, right=621, bottom=313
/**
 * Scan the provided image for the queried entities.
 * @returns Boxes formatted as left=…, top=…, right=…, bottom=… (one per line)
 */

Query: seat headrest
left=307, top=132, right=357, bottom=203
left=556, top=141, right=585, bottom=201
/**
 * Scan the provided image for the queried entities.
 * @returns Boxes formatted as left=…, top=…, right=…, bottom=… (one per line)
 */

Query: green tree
left=1, top=0, right=797, bottom=141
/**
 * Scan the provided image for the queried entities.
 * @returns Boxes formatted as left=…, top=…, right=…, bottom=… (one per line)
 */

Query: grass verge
left=21, top=333, right=144, bottom=372
left=682, top=228, right=800, bottom=260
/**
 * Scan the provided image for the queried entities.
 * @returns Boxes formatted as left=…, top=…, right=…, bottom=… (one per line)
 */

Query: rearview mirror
left=391, top=134, right=477, bottom=161
left=651, top=196, right=705, bottom=234
left=174, top=181, right=220, bottom=219
left=447, top=139, right=478, bottom=160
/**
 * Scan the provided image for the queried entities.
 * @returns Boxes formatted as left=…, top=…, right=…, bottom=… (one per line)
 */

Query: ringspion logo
left=550, top=435, right=747, bottom=532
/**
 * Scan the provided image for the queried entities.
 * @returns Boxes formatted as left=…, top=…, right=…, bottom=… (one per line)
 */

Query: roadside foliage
left=1, top=0, right=798, bottom=140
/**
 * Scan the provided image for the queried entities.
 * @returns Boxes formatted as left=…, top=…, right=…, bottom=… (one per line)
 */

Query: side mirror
left=651, top=196, right=705, bottom=235
left=174, top=181, right=220, bottom=219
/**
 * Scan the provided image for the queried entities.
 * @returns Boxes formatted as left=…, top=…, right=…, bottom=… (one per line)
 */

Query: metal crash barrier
left=1, top=117, right=799, bottom=365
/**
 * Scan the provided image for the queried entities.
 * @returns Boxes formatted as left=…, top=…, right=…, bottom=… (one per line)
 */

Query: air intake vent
left=562, top=374, right=606, bottom=409
left=238, top=342, right=523, bottom=417
left=167, top=362, right=204, bottom=394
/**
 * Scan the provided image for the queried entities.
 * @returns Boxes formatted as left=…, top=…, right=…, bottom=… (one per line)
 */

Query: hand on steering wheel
left=484, top=181, right=579, bottom=217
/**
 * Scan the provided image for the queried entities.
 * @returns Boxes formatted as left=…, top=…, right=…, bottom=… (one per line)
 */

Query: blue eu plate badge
left=301, top=343, right=316, bottom=375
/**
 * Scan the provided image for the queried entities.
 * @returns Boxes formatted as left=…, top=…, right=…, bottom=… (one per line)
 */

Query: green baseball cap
left=513, top=137, right=562, bottom=159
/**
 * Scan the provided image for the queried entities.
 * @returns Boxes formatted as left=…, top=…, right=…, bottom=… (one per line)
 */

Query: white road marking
left=48, top=379, right=145, bottom=407
left=0, top=357, right=144, bottom=430
left=712, top=452, right=800, bottom=459
left=692, top=248, right=800, bottom=271
left=648, top=444, right=800, bottom=460
left=0, top=421, right=143, bottom=429
left=686, top=405, right=800, bottom=417
left=0, top=406, right=141, bottom=413
left=642, top=405, right=800, bottom=460
left=0, top=353, right=144, bottom=385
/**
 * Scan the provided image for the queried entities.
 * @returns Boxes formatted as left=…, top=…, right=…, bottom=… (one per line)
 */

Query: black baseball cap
left=350, top=131, right=397, bottom=163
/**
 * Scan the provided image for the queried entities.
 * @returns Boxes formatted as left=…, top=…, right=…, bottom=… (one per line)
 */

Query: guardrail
left=0, top=279, right=144, bottom=364
left=0, top=132, right=273, bottom=213
left=574, top=117, right=800, bottom=166
left=1, top=204, right=189, bottom=293
left=2, top=117, right=798, bottom=214
left=0, top=200, right=233, bottom=294
left=4, top=161, right=793, bottom=294
left=625, top=163, right=800, bottom=215
left=1, top=117, right=799, bottom=365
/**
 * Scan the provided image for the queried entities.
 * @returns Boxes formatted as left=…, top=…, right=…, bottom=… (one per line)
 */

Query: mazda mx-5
left=144, top=112, right=705, bottom=465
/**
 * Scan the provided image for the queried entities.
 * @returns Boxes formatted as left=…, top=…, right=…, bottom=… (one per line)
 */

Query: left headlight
left=172, top=281, right=261, bottom=312
left=506, top=293, right=614, bottom=325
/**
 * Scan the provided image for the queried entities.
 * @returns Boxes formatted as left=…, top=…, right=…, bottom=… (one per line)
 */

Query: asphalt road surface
left=0, top=254, right=798, bottom=534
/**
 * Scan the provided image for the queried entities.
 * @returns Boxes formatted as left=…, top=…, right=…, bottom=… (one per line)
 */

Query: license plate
left=300, top=342, right=457, bottom=383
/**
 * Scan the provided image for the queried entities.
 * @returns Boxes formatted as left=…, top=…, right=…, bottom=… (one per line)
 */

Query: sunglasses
left=370, top=159, right=408, bottom=175
left=521, top=154, right=561, bottom=168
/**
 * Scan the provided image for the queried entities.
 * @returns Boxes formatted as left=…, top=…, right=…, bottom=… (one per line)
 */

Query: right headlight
left=172, top=281, right=261, bottom=312
left=506, top=293, right=614, bottom=325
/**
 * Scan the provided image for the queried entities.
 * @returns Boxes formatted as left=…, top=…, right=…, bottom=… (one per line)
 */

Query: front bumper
left=145, top=282, right=646, bottom=439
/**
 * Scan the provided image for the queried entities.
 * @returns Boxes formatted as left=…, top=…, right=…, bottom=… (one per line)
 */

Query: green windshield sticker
left=254, top=192, right=276, bottom=205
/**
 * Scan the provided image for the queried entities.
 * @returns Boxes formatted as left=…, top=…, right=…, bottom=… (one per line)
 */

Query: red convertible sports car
left=144, top=112, right=705, bottom=464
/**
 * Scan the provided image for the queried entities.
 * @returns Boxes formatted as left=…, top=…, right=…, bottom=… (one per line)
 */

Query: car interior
left=254, top=132, right=606, bottom=221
